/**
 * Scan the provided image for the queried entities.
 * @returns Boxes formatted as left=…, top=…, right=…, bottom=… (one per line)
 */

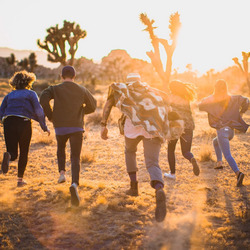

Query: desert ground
left=0, top=85, right=249, bottom=250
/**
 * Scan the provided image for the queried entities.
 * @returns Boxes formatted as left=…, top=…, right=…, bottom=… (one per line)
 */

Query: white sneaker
left=70, top=183, right=80, bottom=206
left=164, top=172, right=176, bottom=180
left=58, top=174, right=66, bottom=183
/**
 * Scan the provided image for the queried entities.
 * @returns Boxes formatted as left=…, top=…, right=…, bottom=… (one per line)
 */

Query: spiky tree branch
left=140, top=12, right=181, bottom=88
left=233, top=51, right=250, bottom=93
left=37, top=20, right=87, bottom=66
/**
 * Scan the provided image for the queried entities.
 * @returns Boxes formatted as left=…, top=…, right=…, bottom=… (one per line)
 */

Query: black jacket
left=40, top=81, right=96, bottom=128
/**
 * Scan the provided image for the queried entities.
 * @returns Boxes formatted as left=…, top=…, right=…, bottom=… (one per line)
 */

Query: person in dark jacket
left=199, top=79, right=249, bottom=186
left=0, top=71, right=50, bottom=187
left=40, top=66, right=96, bottom=206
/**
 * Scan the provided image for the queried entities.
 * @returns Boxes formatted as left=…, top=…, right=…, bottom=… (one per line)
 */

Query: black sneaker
left=1, top=152, right=10, bottom=174
left=237, top=172, right=244, bottom=187
left=155, top=189, right=166, bottom=222
left=70, top=183, right=80, bottom=206
left=17, top=180, right=27, bottom=187
left=191, top=158, right=200, bottom=176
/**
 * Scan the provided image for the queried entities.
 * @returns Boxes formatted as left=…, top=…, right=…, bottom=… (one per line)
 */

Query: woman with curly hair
left=0, top=70, right=50, bottom=187
left=164, top=80, right=200, bottom=180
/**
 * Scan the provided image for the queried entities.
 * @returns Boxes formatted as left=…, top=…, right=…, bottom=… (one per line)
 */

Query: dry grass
left=81, top=151, right=95, bottom=164
left=199, top=141, right=214, bottom=162
left=0, top=89, right=249, bottom=249
left=86, top=110, right=102, bottom=125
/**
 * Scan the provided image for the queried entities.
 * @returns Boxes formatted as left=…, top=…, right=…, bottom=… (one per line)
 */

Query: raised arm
left=30, top=91, right=49, bottom=132
left=100, top=93, right=115, bottom=140
left=83, top=88, right=97, bottom=115
left=239, top=96, right=249, bottom=115
left=40, top=87, right=54, bottom=121
left=0, top=96, right=8, bottom=121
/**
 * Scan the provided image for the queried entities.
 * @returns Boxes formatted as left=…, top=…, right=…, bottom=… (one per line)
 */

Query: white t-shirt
left=124, top=116, right=153, bottom=139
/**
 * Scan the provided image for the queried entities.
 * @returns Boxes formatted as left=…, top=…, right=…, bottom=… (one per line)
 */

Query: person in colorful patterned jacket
left=164, top=80, right=200, bottom=180
left=199, top=79, right=249, bottom=187
left=0, top=71, right=50, bottom=187
left=100, top=73, right=174, bottom=222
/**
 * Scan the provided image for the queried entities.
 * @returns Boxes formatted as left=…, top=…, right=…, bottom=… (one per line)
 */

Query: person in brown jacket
left=40, top=66, right=96, bottom=206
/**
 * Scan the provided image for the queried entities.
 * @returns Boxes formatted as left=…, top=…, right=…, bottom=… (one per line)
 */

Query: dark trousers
left=168, top=129, right=194, bottom=174
left=3, top=116, right=32, bottom=178
left=56, top=132, right=83, bottom=185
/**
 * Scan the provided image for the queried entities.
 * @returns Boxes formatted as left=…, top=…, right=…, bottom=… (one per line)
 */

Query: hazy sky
left=0, top=0, right=249, bottom=74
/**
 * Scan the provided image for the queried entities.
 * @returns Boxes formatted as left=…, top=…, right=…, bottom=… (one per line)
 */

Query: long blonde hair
left=169, top=80, right=196, bottom=101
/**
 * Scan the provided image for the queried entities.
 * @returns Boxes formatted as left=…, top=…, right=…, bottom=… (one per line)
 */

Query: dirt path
left=0, top=108, right=249, bottom=249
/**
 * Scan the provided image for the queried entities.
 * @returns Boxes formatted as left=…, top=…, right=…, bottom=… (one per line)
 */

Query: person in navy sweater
left=0, top=70, right=50, bottom=187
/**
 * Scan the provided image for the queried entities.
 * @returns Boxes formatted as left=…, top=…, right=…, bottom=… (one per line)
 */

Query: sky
left=0, top=0, right=249, bottom=74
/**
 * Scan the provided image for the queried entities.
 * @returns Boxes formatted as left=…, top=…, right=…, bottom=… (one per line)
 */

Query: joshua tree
left=37, top=20, right=87, bottom=66
left=28, top=53, right=37, bottom=72
left=6, top=53, right=17, bottom=73
left=140, top=12, right=181, bottom=89
left=233, top=52, right=250, bottom=93
left=18, top=58, right=29, bottom=70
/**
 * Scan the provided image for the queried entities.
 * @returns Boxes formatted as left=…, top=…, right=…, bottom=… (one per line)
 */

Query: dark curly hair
left=169, top=80, right=197, bottom=102
left=9, top=71, right=36, bottom=90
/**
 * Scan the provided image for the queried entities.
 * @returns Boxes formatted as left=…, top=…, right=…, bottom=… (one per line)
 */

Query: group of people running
left=0, top=66, right=249, bottom=222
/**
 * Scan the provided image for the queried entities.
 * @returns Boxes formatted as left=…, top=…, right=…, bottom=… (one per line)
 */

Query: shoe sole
left=17, top=182, right=27, bottom=187
left=237, top=173, right=244, bottom=187
left=164, top=174, right=176, bottom=180
left=58, top=178, right=66, bottom=184
left=1, top=152, right=10, bottom=174
left=191, top=159, right=200, bottom=176
left=155, top=189, right=166, bottom=222
left=70, top=186, right=80, bottom=206
left=214, top=166, right=223, bottom=170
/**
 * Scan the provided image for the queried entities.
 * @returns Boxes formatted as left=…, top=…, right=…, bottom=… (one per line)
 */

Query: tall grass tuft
left=199, top=142, right=213, bottom=162
left=81, top=151, right=95, bottom=164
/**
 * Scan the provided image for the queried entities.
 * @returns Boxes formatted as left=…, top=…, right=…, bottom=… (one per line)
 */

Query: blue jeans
left=125, top=136, right=164, bottom=187
left=213, top=127, right=239, bottom=173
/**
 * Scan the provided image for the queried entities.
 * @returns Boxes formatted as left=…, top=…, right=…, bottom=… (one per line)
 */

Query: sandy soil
left=0, top=92, right=249, bottom=250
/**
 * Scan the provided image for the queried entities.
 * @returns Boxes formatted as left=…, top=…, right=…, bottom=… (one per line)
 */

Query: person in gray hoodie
left=199, top=79, right=249, bottom=186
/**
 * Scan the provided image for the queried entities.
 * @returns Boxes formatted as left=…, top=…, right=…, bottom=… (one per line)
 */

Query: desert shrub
left=199, top=142, right=214, bottom=162
left=86, top=111, right=102, bottom=125
left=32, top=81, right=49, bottom=96
left=81, top=151, right=95, bottom=164
left=33, top=135, right=53, bottom=145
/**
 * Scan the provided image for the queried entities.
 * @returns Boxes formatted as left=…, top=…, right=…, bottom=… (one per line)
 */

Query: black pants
left=56, top=131, right=83, bottom=185
left=168, top=129, right=194, bottom=174
left=3, top=116, right=32, bottom=178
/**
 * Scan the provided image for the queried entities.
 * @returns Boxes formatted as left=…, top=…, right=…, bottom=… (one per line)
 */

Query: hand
left=46, top=129, right=51, bottom=136
left=101, top=126, right=108, bottom=140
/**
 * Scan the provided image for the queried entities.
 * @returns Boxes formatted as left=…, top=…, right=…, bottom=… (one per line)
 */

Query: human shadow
left=0, top=209, right=48, bottom=249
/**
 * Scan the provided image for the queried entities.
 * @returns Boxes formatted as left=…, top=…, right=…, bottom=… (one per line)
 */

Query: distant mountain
left=0, top=47, right=60, bottom=69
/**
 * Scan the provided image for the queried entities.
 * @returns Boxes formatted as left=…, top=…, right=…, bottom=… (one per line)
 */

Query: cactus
left=233, top=52, right=250, bottom=93
left=140, top=12, right=181, bottom=89
left=37, top=20, right=87, bottom=66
